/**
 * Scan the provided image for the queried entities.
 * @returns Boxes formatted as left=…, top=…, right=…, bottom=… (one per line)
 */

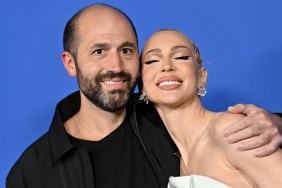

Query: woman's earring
left=139, top=93, right=149, bottom=104
left=196, top=85, right=207, bottom=97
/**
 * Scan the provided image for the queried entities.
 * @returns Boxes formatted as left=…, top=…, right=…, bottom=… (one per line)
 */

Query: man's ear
left=62, top=51, right=77, bottom=77
left=199, top=67, right=208, bottom=86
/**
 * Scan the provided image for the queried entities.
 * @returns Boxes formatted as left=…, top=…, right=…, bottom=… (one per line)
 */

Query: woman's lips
left=156, top=76, right=182, bottom=90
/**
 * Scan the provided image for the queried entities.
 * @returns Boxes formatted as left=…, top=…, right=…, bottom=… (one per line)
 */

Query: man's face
left=73, top=9, right=139, bottom=112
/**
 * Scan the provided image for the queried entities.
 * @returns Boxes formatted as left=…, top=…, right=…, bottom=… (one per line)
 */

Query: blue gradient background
left=1, top=0, right=281, bottom=186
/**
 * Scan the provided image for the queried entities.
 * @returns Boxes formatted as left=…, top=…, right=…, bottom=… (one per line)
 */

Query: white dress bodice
left=168, top=175, right=231, bottom=188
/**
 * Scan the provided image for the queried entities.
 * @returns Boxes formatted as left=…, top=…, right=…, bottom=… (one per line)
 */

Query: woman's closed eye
left=144, top=59, right=159, bottom=65
left=174, top=56, right=190, bottom=60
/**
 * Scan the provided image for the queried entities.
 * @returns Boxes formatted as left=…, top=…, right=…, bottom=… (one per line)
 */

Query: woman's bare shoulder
left=209, top=112, right=245, bottom=143
left=213, top=112, right=244, bottom=129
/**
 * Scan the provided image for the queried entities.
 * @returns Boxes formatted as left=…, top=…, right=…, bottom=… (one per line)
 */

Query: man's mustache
left=96, top=72, right=132, bottom=82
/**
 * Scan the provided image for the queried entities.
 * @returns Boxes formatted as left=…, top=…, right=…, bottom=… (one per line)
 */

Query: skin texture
left=62, top=5, right=139, bottom=141
left=141, top=30, right=282, bottom=187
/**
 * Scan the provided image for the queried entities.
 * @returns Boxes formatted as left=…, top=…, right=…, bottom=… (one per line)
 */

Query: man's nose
left=107, top=52, right=124, bottom=73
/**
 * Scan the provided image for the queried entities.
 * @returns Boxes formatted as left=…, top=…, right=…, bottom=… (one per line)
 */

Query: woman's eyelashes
left=174, top=55, right=190, bottom=60
left=143, top=55, right=190, bottom=65
left=144, top=59, right=159, bottom=65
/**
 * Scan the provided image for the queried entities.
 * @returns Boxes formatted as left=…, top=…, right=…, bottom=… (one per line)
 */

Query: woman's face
left=141, top=30, right=206, bottom=107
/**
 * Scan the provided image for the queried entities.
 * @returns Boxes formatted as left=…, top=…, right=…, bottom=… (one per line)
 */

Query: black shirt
left=6, top=91, right=180, bottom=188
left=69, top=113, right=160, bottom=188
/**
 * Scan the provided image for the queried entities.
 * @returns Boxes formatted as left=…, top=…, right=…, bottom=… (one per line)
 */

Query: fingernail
left=228, top=106, right=234, bottom=110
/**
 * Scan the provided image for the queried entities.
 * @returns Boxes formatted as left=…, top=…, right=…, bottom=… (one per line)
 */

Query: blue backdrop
left=1, top=0, right=281, bottom=186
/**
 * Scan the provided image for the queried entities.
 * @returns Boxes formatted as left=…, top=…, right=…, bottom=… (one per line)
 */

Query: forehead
left=143, top=30, right=193, bottom=53
left=76, top=8, right=137, bottom=44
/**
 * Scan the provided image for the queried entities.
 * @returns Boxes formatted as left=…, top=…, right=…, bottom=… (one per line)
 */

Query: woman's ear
left=199, top=67, right=208, bottom=86
left=62, top=51, right=77, bottom=77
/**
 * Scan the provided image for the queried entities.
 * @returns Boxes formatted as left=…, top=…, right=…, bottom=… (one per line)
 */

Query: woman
left=140, top=29, right=282, bottom=187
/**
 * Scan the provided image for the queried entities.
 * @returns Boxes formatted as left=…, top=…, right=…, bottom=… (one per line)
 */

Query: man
left=6, top=3, right=282, bottom=188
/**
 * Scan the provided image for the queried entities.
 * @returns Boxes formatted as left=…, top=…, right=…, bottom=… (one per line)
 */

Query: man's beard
left=76, top=65, right=136, bottom=112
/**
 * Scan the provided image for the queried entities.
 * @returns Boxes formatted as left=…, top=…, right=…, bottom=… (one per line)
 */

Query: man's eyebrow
left=121, top=41, right=136, bottom=47
left=90, top=42, right=110, bottom=49
left=89, top=41, right=136, bottom=50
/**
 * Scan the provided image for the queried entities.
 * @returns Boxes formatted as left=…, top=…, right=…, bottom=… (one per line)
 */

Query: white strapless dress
left=168, top=175, right=231, bottom=188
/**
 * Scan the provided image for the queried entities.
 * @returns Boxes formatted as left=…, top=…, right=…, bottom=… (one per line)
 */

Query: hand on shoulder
left=209, top=112, right=245, bottom=145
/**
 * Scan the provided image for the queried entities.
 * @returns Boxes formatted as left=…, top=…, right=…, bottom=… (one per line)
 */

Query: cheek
left=182, top=64, right=198, bottom=78
left=142, top=67, right=154, bottom=85
left=133, top=63, right=140, bottom=76
left=142, top=69, right=157, bottom=97
left=126, top=59, right=139, bottom=76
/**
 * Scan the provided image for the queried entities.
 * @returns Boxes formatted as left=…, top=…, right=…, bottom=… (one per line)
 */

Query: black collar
left=48, top=91, right=81, bottom=163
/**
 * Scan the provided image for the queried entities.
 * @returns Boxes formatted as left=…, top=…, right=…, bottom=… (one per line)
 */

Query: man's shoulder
left=17, top=132, right=50, bottom=160
left=6, top=132, right=51, bottom=180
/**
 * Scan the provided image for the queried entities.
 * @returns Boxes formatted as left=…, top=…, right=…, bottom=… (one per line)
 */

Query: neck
left=154, top=98, right=214, bottom=171
left=65, top=91, right=126, bottom=141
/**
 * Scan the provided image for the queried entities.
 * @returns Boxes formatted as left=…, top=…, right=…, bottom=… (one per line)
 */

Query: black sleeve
left=274, top=113, right=282, bottom=117
left=6, top=181, right=15, bottom=188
